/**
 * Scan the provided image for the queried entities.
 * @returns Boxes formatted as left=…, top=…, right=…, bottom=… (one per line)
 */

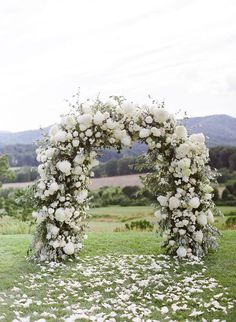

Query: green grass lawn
left=0, top=231, right=235, bottom=321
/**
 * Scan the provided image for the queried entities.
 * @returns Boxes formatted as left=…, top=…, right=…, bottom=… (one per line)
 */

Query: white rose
left=63, top=242, right=75, bottom=255
left=145, top=116, right=153, bottom=124
left=157, top=195, right=168, bottom=207
left=151, top=127, right=161, bottom=137
left=193, top=230, right=203, bottom=243
left=174, top=126, right=188, bottom=139
left=189, top=197, right=200, bottom=209
left=139, top=128, right=151, bottom=138
left=55, top=208, right=66, bottom=222
left=177, top=246, right=187, bottom=257
left=72, top=139, right=80, bottom=147
left=57, top=160, right=71, bottom=176
left=154, top=109, right=169, bottom=123
left=85, top=129, right=93, bottom=137
left=169, top=196, right=180, bottom=210
left=197, top=213, right=207, bottom=226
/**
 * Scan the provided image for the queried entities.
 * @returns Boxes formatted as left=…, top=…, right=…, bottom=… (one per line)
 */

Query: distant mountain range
left=0, top=114, right=236, bottom=147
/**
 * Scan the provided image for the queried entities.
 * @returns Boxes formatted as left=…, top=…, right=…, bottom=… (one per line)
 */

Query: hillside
left=0, top=114, right=236, bottom=167
left=0, top=114, right=235, bottom=147
left=183, top=114, right=236, bottom=147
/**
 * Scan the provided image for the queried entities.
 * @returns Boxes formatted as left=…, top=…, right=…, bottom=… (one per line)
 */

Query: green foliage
left=93, top=156, right=151, bottom=178
left=125, top=220, right=154, bottom=231
left=209, top=146, right=236, bottom=170
left=90, top=186, right=152, bottom=207
left=225, top=216, right=236, bottom=228
left=0, top=187, right=35, bottom=221
left=0, top=155, right=15, bottom=186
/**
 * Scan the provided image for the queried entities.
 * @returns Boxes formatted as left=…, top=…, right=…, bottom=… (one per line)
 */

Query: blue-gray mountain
left=0, top=114, right=235, bottom=147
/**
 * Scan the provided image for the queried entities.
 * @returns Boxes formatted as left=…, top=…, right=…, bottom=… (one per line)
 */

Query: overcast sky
left=0, top=0, right=236, bottom=132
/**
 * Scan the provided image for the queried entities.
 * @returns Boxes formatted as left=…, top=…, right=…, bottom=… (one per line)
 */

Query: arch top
left=32, top=97, right=219, bottom=261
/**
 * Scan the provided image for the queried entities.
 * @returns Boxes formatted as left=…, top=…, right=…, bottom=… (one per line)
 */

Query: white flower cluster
left=32, top=98, right=218, bottom=261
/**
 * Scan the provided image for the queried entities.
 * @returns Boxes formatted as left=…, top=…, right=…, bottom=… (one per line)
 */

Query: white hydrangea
left=189, top=197, right=200, bottom=209
left=121, top=134, right=131, bottom=146
left=54, top=130, right=68, bottom=143
left=193, top=230, right=203, bottom=243
left=63, top=242, right=75, bottom=255
left=139, top=128, right=151, bottom=138
left=151, top=127, right=161, bottom=137
left=55, top=208, right=66, bottom=222
left=93, top=111, right=106, bottom=125
left=49, top=182, right=59, bottom=194
left=197, top=213, right=207, bottom=226
left=189, top=133, right=205, bottom=144
left=174, top=125, right=188, bottom=139
left=157, top=195, right=168, bottom=207
left=56, top=161, right=71, bottom=176
left=169, top=196, right=180, bottom=210
left=62, top=115, right=76, bottom=129
left=77, top=113, right=93, bottom=127
left=76, top=190, right=88, bottom=203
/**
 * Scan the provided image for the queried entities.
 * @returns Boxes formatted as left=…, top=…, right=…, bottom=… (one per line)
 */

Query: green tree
left=0, top=155, right=15, bottom=187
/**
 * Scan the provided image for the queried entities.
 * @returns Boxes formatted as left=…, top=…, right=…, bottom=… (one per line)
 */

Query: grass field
left=0, top=231, right=235, bottom=321
left=1, top=205, right=236, bottom=235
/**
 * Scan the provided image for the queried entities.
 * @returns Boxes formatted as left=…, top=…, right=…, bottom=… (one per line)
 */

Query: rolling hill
left=0, top=114, right=235, bottom=147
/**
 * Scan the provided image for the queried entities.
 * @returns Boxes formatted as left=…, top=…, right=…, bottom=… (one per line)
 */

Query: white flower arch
left=32, top=97, right=219, bottom=261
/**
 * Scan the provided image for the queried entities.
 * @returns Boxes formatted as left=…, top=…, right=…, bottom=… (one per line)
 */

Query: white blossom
left=189, top=197, right=200, bottom=209
left=57, top=161, right=71, bottom=176
left=177, top=246, right=187, bottom=257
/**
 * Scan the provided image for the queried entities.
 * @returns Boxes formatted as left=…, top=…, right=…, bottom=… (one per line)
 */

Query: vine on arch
left=32, top=97, right=219, bottom=261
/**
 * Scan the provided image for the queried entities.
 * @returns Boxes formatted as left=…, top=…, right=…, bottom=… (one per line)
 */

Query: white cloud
left=0, top=0, right=236, bottom=131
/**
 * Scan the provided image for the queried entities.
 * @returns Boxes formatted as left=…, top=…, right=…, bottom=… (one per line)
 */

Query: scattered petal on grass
left=0, top=254, right=235, bottom=321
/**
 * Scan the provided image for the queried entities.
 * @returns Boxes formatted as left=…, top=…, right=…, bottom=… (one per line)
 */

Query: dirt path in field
left=2, top=174, right=145, bottom=190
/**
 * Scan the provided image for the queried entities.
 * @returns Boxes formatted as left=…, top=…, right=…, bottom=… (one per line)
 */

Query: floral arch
left=32, top=97, right=219, bottom=261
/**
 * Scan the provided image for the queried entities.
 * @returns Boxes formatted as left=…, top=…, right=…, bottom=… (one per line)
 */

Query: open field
left=1, top=205, right=236, bottom=235
left=0, top=231, right=235, bottom=321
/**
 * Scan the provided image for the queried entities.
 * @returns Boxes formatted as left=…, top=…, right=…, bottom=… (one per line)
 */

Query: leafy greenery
left=0, top=155, right=14, bottom=186
left=125, top=219, right=154, bottom=231
left=90, top=185, right=153, bottom=207
left=0, top=187, right=35, bottom=221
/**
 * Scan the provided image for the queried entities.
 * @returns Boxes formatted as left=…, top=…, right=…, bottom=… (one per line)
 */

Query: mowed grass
left=0, top=231, right=236, bottom=321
